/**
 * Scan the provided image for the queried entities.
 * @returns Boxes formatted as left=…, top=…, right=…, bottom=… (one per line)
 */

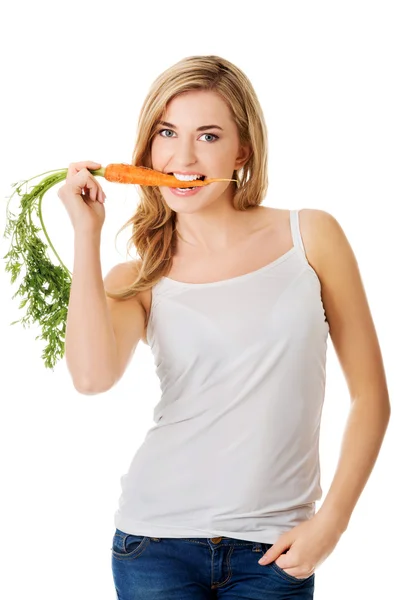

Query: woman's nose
left=173, top=139, right=198, bottom=162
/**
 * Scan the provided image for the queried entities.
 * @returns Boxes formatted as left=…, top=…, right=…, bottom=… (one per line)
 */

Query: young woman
left=60, top=55, right=390, bottom=599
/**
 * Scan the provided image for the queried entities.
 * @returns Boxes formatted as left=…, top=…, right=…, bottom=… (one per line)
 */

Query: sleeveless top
left=114, top=209, right=330, bottom=544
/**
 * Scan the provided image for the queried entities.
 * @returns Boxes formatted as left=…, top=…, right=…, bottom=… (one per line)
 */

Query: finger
left=67, top=161, right=101, bottom=180
left=87, top=177, right=98, bottom=203
left=77, top=172, right=97, bottom=202
left=82, top=170, right=103, bottom=203
left=70, top=160, right=101, bottom=172
left=274, top=553, right=293, bottom=570
left=94, top=180, right=104, bottom=203
left=276, top=562, right=313, bottom=580
left=259, top=543, right=289, bottom=565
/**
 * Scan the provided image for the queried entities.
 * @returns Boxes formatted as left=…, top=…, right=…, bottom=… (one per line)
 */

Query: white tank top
left=114, top=209, right=330, bottom=544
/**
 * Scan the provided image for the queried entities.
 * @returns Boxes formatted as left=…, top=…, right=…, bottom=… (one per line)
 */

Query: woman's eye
left=159, top=129, right=175, bottom=138
left=158, top=129, right=218, bottom=142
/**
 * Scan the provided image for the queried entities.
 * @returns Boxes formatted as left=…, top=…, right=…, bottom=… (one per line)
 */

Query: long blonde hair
left=105, top=54, right=269, bottom=300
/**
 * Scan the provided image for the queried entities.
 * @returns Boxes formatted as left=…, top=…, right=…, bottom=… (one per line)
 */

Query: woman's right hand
left=57, top=161, right=107, bottom=234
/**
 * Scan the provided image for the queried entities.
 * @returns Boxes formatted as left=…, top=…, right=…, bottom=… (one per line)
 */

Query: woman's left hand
left=258, top=512, right=344, bottom=579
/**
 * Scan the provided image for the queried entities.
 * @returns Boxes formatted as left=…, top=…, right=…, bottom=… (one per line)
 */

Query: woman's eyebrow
left=156, top=120, right=223, bottom=131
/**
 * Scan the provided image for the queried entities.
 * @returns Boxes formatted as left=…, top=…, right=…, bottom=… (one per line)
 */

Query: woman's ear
left=235, top=144, right=252, bottom=170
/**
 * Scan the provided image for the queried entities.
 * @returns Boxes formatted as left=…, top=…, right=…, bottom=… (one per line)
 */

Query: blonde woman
left=61, top=55, right=390, bottom=599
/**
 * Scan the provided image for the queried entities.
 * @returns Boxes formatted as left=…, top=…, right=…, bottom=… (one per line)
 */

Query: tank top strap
left=289, top=209, right=305, bottom=254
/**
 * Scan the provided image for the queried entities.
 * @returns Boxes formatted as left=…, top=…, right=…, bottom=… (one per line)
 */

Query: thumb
left=258, top=539, right=288, bottom=565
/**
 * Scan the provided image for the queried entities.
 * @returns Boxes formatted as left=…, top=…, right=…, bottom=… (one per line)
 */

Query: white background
left=0, top=1, right=398, bottom=598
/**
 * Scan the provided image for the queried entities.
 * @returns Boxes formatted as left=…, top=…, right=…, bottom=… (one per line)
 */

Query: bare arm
left=303, top=209, right=391, bottom=531
left=65, top=230, right=118, bottom=393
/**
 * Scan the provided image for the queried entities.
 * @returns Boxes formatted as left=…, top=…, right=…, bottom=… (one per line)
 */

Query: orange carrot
left=90, top=164, right=238, bottom=188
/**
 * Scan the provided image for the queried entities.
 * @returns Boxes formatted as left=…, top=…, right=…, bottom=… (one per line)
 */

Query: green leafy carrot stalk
left=3, top=168, right=71, bottom=371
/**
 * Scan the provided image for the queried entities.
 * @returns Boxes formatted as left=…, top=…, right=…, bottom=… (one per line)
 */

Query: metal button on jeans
left=210, top=537, right=222, bottom=543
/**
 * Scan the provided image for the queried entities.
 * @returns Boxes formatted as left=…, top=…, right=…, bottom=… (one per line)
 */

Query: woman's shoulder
left=103, top=259, right=144, bottom=304
left=296, top=208, right=342, bottom=280
left=105, top=258, right=142, bottom=284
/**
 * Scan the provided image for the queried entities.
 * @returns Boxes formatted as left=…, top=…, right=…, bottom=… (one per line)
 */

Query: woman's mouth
left=168, top=186, right=204, bottom=197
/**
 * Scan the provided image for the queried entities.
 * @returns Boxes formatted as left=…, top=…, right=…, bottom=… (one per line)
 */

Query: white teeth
left=173, top=173, right=203, bottom=181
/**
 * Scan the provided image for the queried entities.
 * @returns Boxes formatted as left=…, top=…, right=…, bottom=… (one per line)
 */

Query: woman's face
left=150, top=89, right=250, bottom=212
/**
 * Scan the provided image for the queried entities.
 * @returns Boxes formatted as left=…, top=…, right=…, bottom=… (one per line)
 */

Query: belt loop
left=252, top=542, right=262, bottom=552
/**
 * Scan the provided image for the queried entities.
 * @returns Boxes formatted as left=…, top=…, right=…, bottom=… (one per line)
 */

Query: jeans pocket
left=112, top=528, right=150, bottom=560
left=261, top=543, right=315, bottom=584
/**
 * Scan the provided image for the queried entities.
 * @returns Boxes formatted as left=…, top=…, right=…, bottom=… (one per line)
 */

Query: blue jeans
left=111, top=528, right=315, bottom=599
